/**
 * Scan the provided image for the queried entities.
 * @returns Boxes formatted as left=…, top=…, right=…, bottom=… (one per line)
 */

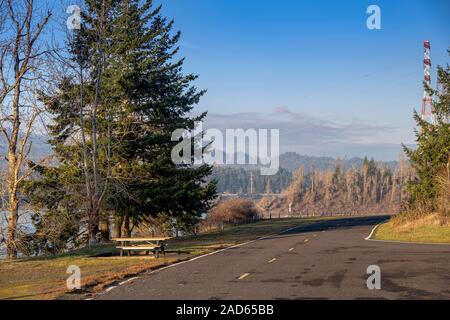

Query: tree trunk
left=122, top=216, right=131, bottom=237
left=6, top=196, right=18, bottom=259
left=6, top=62, right=21, bottom=260
left=114, top=215, right=123, bottom=238
left=99, top=213, right=110, bottom=242
left=88, top=203, right=100, bottom=245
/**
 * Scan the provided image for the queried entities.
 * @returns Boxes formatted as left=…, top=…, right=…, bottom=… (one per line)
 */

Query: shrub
left=204, top=199, right=260, bottom=229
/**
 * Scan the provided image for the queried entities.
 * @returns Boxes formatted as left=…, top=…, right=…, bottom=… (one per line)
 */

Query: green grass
left=373, top=221, right=450, bottom=244
left=0, top=217, right=325, bottom=300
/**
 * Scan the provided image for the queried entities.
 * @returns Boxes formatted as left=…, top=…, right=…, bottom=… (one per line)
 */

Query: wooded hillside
left=259, top=157, right=413, bottom=216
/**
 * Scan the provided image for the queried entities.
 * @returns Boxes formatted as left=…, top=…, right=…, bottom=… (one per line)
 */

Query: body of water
left=1, top=211, right=35, bottom=259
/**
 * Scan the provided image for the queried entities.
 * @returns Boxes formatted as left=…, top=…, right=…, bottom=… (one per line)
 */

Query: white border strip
left=104, top=286, right=117, bottom=292
left=118, top=277, right=139, bottom=286
left=365, top=223, right=381, bottom=240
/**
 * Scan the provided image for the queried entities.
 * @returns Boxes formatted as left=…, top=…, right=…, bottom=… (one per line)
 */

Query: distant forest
left=212, top=152, right=402, bottom=195
left=259, top=156, right=413, bottom=216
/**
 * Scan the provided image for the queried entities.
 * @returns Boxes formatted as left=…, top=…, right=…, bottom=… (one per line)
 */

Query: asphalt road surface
left=97, top=216, right=450, bottom=300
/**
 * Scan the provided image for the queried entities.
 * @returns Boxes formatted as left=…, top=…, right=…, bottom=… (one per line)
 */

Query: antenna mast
left=421, top=40, right=434, bottom=123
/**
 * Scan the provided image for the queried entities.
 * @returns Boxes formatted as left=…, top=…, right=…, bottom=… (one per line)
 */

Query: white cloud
left=203, top=109, right=402, bottom=160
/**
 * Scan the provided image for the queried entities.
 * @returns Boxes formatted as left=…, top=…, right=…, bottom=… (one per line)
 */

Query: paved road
left=97, top=216, right=450, bottom=300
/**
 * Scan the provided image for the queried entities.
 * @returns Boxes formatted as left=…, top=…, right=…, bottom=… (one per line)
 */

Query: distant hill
left=279, top=152, right=399, bottom=172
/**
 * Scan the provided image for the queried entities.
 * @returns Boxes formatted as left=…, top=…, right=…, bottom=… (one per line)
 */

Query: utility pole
left=250, top=172, right=253, bottom=196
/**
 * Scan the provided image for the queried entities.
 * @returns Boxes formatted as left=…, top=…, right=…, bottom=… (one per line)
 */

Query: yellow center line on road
left=268, top=258, right=277, bottom=263
left=238, top=273, right=250, bottom=280
left=289, top=247, right=295, bottom=252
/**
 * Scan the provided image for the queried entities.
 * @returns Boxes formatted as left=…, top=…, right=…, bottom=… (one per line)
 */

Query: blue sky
left=40, top=1, right=449, bottom=160
left=150, top=0, right=449, bottom=160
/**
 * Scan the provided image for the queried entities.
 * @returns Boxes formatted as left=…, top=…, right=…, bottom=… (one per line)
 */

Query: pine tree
left=103, top=0, right=216, bottom=234
left=29, top=0, right=216, bottom=247
left=403, top=49, right=450, bottom=207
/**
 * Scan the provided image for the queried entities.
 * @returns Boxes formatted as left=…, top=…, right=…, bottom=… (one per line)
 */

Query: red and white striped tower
left=421, top=40, right=434, bottom=123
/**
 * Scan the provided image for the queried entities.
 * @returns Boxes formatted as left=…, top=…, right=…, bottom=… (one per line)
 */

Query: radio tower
left=421, top=40, right=434, bottom=123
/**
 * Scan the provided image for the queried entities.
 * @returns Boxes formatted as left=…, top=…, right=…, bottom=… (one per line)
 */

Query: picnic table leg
left=158, top=240, right=166, bottom=257
left=127, top=250, right=131, bottom=257
left=120, top=241, right=125, bottom=257
left=155, top=248, right=159, bottom=259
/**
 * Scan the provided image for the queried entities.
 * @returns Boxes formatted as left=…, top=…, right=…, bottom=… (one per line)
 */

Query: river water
left=0, top=211, right=35, bottom=259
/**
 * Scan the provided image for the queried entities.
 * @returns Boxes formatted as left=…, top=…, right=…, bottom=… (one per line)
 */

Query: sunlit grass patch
left=373, top=214, right=450, bottom=244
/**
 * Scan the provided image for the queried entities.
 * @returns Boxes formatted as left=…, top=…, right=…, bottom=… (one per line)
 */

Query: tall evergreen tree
left=403, top=49, right=450, bottom=206
left=102, top=0, right=216, bottom=235
left=28, top=0, right=216, bottom=247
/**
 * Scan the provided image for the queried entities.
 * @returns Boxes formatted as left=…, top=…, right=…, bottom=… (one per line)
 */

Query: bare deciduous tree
left=0, top=0, right=51, bottom=259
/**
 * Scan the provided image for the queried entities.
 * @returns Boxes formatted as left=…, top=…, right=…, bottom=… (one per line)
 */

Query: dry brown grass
left=391, top=170, right=450, bottom=227
left=374, top=213, right=450, bottom=244
left=0, top=256, right=178, bottom=300
left=391, top=213, right=450, bottom=232
left=375, top=169, right=450, bottom=244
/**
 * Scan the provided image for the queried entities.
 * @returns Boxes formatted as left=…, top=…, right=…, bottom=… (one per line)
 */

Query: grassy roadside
left=373, top=214, right=450, bottom=244
left=0, top=217, right=327, bottom=300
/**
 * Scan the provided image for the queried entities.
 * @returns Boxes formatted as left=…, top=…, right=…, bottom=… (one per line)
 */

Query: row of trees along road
left=1, top=0, right=216, bottom=259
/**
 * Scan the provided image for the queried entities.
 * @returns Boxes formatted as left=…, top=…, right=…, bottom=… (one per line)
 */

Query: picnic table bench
left=112, top=237, right=171, bottom=258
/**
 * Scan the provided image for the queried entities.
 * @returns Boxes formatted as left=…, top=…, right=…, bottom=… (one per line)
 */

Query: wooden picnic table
left=112, top=237, right=171, bottom=258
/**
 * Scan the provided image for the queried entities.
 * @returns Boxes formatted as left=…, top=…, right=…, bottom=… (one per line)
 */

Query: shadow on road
left=268, top=215, right=390, bottom=240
